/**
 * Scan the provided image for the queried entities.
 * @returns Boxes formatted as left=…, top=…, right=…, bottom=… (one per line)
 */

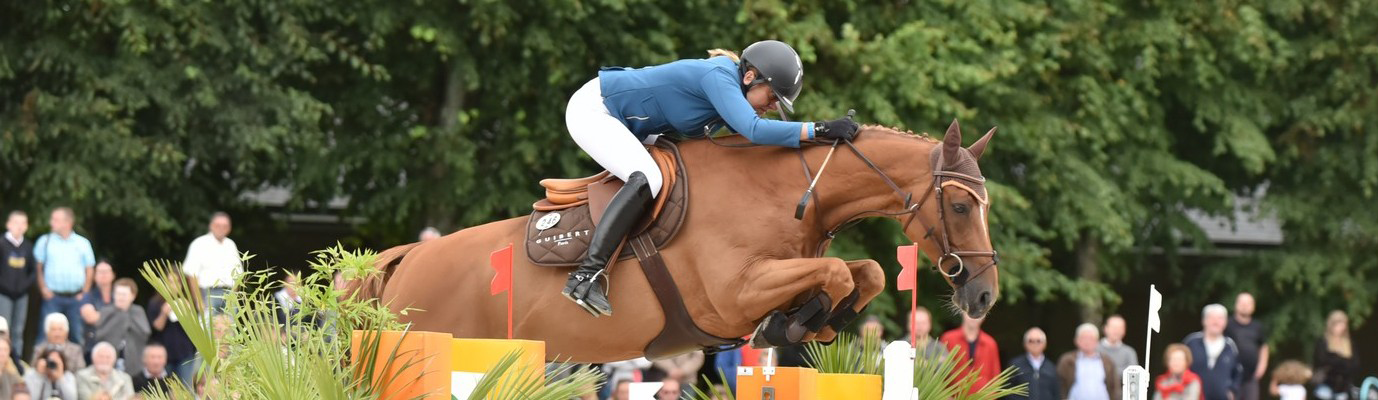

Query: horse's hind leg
left=812, top=259, right=886, bottom=343
left=732, top=258, right=854, bottom=348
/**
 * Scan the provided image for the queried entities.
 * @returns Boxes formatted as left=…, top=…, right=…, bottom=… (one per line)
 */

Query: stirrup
left=564, top=270, right=610, bottom=316
left=574, top=269, right=611, bottom=293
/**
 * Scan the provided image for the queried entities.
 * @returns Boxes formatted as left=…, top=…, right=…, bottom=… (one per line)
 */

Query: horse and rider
left=351, top=40, right=1001, bottom=362
left=562, top=40, right=860, bottom=317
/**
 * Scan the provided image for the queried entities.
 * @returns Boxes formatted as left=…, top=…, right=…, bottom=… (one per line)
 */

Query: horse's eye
left=953, top=203, right=970, bottom=214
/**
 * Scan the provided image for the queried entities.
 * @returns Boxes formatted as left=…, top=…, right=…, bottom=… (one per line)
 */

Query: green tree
left=0, top=1, right=360, bottom=258
left=4, top=0, right=1374, bottom=351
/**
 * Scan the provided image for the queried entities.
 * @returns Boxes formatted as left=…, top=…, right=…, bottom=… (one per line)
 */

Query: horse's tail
left=347, top=242, right=422, bottom=302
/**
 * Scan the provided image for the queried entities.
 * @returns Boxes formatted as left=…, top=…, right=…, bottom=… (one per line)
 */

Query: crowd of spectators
left=1, top=207, right=1365, bottom=400
left=0, top=209, right=241, bottom=399
left=582, top=293, right=1364, bottom=400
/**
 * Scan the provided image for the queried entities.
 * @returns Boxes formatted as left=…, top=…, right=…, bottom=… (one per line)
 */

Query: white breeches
left=565, top=77, right=664, bottom=198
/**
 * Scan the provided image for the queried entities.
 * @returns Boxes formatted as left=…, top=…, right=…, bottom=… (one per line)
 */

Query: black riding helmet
left=739, top=40, right=803, bottom=120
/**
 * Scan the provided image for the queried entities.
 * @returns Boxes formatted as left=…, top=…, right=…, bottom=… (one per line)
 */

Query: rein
left=799, top=138, right=999, bottom=286
left=700, top=121, right=999, bottom=284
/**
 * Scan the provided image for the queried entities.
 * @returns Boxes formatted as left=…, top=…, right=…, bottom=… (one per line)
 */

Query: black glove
left=814, top=114, right=859, bottom=141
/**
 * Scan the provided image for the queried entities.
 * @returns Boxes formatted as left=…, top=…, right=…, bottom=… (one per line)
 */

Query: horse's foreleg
left=812, top=259, right=887, bottom=343
left=733, top=257, right=854, bottom=347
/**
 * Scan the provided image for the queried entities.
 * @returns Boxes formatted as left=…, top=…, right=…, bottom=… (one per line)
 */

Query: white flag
left=630, top=382, right=664, bottom=400
left=1148, top=285, right=1163, bottom=333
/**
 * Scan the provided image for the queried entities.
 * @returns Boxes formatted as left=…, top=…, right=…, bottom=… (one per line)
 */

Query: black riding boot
left=562, top=171, right=654, bottom=317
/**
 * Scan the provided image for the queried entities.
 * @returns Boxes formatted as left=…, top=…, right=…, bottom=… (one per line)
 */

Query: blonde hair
left=1324, top=310, right=1351, bottom=358
left=706, top=49, right=740, bottom=62
left=1271, top=360, right=1312, bottom=385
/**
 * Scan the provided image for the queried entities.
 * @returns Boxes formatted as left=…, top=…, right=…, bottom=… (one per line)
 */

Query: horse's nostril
left=978, top=291, right=991, bottom=307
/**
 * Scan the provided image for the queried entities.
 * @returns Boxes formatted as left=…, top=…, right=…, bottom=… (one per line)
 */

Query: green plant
left=684, top=368, right=737, bottom=400
left=804, top=333, right=885, bottom=375
left=464, top=350, right=602, bottom=400
left=137, top=246, right=423, bottom=400
left=913, top=348, right=1026, bottom=400
left=137, top=245, right=601, bottom=400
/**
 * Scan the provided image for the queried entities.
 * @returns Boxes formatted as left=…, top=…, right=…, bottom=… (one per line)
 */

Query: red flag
left=897, top=244, right=919, bottom=291
left=490, top=244, right=513, bottom=295
left=897, top=243, right=921, bottom=346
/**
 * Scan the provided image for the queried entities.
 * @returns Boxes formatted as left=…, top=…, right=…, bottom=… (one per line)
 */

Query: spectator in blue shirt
left=35, top=207, right=96, bottom=345
left=1184, top=304, right=1242, bottom=400
left=712, top=347, right=742, bottom=394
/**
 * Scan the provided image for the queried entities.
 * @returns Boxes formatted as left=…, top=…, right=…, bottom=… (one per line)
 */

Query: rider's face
left=742, top=70, right=779, bottom=117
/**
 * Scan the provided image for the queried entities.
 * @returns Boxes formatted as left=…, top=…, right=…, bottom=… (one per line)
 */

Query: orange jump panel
left=736, top=367, right=819, bottom=400
left=350, top=330, right=454, bottom=400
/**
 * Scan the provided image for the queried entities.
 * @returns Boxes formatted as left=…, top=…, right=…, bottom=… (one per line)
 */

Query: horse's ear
left=968, top=126, right=996, bottom=161
left=943, top=119, right=962, bottom=166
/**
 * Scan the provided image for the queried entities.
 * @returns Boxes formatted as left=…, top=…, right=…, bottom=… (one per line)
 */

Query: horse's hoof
left=748, top=312, right=780, bottom=349
left=748, top=329, right=772, bottom=349
left=750, top=310, right=795, bottom=348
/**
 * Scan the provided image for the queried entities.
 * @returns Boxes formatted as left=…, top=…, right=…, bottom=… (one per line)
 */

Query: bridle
left=796, top=137, right=1000, bottom=286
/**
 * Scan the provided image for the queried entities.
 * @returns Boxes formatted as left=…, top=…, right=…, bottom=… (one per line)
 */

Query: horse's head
left=907, top=119, right=999, bottom=319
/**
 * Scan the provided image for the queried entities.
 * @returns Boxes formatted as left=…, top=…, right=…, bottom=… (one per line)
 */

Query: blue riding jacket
left=598, top=56, right=814, bottom=147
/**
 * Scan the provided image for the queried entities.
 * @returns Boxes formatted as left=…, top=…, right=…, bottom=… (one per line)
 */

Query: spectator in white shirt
left=418, top=227, right=441, bottom=242
left=182, top=212, right=241, bottom=314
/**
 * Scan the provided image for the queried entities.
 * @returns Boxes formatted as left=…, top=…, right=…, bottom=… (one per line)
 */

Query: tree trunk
left=424, top=61, right=467, bottom=233
left=1077, top=232, right=1102, bottom=324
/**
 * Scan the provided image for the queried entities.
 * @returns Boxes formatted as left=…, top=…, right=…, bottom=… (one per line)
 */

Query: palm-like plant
left=464, top=350, right=602, bottom=400
left=137, top=245, right=601, bottom=400
left=804, top=333, right=885, bottom=375
left=685, top=370, right=737, bottom=400
left=138, top=246, right=421, bottom=399
left=913, top=347, right=1027, bottom=400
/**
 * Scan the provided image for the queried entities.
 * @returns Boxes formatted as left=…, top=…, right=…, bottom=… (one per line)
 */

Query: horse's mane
left=858, top=124, right=938, bottom=143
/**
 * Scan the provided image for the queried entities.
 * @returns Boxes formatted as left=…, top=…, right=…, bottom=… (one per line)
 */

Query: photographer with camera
left=22, top=348, right=76, bottom=400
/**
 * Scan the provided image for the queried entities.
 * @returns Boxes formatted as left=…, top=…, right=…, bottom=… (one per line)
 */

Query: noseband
left=798, top=138, right=999, bottom=286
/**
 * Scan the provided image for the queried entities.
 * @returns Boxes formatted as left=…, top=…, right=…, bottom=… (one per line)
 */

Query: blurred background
left=2, top=0, right=1374, bottom=386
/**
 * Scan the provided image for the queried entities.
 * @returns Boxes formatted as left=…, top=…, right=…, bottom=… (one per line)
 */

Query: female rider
left=562, top=40, right=859, bottom=317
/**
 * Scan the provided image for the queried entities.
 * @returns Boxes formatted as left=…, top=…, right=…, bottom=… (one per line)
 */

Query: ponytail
left=706, top=48, right=740, bottom=62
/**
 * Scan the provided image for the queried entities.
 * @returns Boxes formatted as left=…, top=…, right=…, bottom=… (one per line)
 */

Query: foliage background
left=2, top=0, right=1374, bottom=379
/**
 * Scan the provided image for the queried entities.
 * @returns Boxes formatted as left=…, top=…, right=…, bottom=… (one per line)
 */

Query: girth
left=630, top=235, right=746, bottom=360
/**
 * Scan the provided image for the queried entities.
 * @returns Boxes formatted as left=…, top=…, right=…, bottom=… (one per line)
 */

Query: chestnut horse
left=353, top=120, right=999, bottom=362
